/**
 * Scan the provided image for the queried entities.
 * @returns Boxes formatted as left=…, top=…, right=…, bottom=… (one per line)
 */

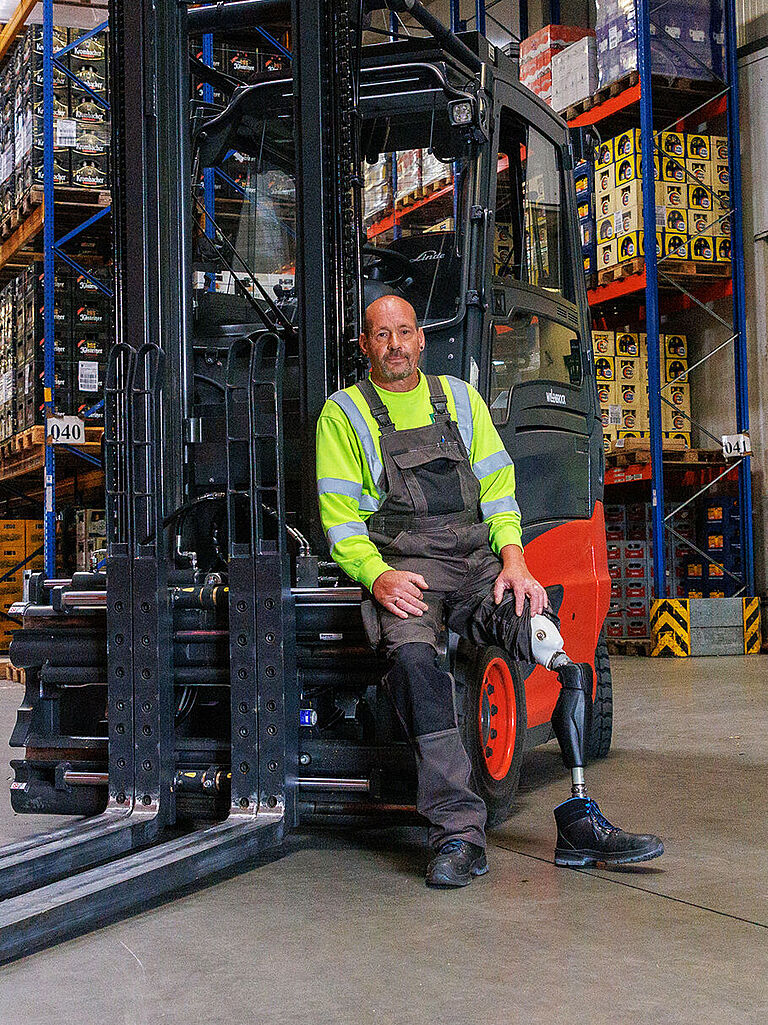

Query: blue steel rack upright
left=41, top=1, right=112, bottom=578
left=636, top=0, right=754, bottom=598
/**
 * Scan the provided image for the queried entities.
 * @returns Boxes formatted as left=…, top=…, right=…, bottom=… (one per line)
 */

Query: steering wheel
left=362, top=244, right=414, bottom=289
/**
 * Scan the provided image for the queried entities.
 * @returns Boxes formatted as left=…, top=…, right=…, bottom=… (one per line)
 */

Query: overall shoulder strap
left=425, top=374, right=450, bottom=417
left=356, top=378, right=396, bottom=435
left=442, top=376, right=474, bottom=455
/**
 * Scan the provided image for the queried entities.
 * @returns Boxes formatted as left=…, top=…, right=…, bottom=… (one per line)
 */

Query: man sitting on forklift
left=316, top=295, right=664, bottom=888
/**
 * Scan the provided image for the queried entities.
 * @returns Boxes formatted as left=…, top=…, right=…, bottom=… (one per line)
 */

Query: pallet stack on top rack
left=516, top=0, right=751, bottom=647
left=0, top=2, right=113, bottom=650
left=364, top=149, right=455, bottom=240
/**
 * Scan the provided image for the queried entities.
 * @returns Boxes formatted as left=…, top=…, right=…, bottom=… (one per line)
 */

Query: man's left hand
left=494, top=545, right=548, bottom=616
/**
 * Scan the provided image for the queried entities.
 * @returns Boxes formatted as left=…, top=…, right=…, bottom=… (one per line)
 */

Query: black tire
left=587, top=630, right=613, bottom=760
left=458, top=645, right=527, bottom=829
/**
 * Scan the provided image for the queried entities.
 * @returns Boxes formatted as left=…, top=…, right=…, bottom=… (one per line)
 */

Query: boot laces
left=439, top=839, right=468, bottom=854
left=586, top=799, right=619, bottom=834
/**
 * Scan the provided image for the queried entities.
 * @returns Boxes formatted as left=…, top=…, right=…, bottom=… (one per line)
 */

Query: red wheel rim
left=478, top=657, right=516, bottom=780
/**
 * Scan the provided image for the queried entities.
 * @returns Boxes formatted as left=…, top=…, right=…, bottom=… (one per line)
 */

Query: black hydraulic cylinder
left=187, top=0, right=289, bottom=32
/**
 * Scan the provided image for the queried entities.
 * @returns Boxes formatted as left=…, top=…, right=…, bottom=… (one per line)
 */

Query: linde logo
left=546, top=390, right=567, bottom=406
left=413, top=250, right=445, bottom=262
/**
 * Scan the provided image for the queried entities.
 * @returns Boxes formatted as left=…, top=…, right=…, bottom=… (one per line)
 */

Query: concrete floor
left=0, top=656, right=766, bottom=1024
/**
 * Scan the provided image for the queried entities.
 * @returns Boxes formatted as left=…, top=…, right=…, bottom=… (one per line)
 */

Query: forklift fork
left=0, top=343, right=169, bottom=901
left=0, top=335, right=293, bottom=963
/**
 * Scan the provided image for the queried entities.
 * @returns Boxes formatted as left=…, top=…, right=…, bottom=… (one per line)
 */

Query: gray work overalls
left=356, top=373, right=502, bottom=850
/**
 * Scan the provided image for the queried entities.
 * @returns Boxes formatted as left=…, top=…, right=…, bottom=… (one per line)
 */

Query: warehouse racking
left=0, top=0, right=111, bottom=649
left=565, top=0, right=753, bottom=604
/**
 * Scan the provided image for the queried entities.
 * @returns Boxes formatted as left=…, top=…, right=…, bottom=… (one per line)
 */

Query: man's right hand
left=372, top=570, right=429, bottom=619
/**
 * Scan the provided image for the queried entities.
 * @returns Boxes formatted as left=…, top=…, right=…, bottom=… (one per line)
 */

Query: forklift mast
left=0, top=0, right=608, bottom=961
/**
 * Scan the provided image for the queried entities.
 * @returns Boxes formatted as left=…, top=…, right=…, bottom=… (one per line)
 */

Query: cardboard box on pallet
left=394, top=150, right=421, bottom=202
left=520, top=25, right=593, bottom=106
left=551, top=36, right=599, bottom=112
left=71, top=151, right=110, bottom=191
left=664, top=334, right=688, bottom=359
left=687, top=158, right=712, bottom=186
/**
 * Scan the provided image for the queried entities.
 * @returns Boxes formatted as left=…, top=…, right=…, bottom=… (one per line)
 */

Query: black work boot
left=425, top=839, right=489, bottom=888
left=554, top=797, right=664, bottom=868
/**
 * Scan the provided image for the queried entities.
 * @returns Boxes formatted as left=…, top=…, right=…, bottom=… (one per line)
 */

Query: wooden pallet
left=395, top=187, right=425, bottom=209
left=0, top=659, right=24, bottom=683
left=566, top=71, right=717, bottom=123
left=597, top=257, right=731, bottom=288
left=664, top=260, right=731, bottom=279
left=421, top=175, right=452, bottom=197
left=0, top=425, right=46, bottom=460
left=0, top=424, right=104, bottom=484
left=596, top=257, right=645, bottom=287
left=607, top=637, right=652, bottom=657
left=606, top=442, right=723, bottom=469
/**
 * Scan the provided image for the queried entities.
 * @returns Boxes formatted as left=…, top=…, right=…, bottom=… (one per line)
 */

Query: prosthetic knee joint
left=530, top=614, right=594, bottom=799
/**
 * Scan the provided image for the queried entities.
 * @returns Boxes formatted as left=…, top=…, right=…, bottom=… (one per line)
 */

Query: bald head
left=363, top=296, right=419, bottom=339
left=359, top=296, right=425, bottom=390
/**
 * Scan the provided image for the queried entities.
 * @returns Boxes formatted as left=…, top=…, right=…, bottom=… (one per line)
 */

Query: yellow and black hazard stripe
left=651, top=599, right=691, bottom=657
left=743, top=597, right=762, bottom=655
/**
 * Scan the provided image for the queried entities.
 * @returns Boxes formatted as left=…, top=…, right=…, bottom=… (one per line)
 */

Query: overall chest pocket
left=390, top=443, right=467, bottom=516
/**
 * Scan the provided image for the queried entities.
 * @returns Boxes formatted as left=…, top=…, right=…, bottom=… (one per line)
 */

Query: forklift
left=0, top=0, right=611, bottom=960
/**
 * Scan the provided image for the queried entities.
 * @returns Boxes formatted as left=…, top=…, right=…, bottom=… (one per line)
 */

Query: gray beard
left=379, top=356, right=416, bottom=382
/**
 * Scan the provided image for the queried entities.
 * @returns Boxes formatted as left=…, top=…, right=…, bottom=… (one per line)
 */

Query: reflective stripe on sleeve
left=317, top=477, right=363, bottom=503
left=330, top=389, right=385, bottom=489
left=359, top=494, right=382, bottom=513
left=481, top=496, right=521, bottom=519
left=326, top=520, right=370, bottom=549
left=444, top=376, right=473, bottom=455
left=472, top=449, right=513, bottom=480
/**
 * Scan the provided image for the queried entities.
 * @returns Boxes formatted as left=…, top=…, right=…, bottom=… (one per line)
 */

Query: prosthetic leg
left=531, top=615, right=665, bottom=868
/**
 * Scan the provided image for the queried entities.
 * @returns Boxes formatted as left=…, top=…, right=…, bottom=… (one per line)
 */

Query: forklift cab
left=189, top=30, right=609, bottom=813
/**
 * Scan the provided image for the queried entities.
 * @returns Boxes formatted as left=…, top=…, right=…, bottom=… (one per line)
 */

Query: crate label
left=55, top=118, right=77, bottom=147
left=78, top=361, right=100, bottom=392
left=47, top=416, right=85, bottom=445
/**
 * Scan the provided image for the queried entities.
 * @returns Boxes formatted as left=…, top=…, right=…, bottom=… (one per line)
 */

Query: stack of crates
left=24, top=26, right=110, bottom=198
left=0, top=519, right=44, bottom=653
left=0, top=280, right=16, bottom=442
left=593, top=329, right=692, bottom=451
left=605, top=502, right=697, bottom=639
left=1, top=262, right=113, bottom=429
left=575, top=160, right=596, bottom=278
left=605, top=503, right=655, bottom=640
left=593, top=130, right=731, bottom=273
left=686, top=497, right=742, bottom=597
left=0, top=22, right=112, bottom=233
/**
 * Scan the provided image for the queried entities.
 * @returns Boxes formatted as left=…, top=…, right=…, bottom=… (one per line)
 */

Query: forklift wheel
left=461, top=646, right=527, bottom=829
left=587, top=630, right=613, bottom=761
